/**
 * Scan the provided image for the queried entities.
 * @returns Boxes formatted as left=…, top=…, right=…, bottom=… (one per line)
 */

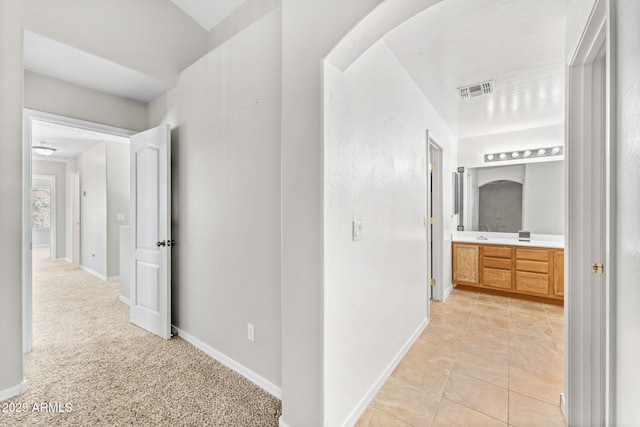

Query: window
left=32, top=187, right=51, bottom=229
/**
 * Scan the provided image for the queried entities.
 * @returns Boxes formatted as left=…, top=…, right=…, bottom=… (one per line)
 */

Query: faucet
left=477, top=235, right=489, bottom=240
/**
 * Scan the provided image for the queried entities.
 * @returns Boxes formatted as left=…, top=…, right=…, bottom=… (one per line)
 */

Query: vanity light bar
left=484, top=146, right=563, bottom=163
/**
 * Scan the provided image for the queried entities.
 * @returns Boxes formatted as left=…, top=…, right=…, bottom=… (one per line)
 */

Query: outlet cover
left=352, top=220, right=363, bottom=241
left=247, top=323, right=255, bottom=342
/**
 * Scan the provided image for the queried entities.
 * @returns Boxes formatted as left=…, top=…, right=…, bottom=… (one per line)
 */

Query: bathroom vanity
left=452, top=237, right=564, bottom=303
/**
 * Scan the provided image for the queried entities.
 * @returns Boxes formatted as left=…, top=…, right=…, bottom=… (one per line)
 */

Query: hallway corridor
left=0, top=248, right=281, bottom=426
left=357, top=289, right=565, bottom=426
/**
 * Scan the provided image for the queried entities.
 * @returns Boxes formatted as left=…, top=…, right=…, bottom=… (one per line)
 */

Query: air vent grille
left=458, top=81, right=493, bottom=99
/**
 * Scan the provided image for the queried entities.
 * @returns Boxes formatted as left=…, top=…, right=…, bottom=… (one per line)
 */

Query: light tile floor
left=356, top=288, right=566, bottom=427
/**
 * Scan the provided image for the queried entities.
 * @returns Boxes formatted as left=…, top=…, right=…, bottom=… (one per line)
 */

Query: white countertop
left=452, top=232, right=564, bottom=249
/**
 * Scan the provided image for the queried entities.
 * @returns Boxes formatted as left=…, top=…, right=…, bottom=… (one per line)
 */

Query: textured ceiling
left=170, top=0, right=247, bottom=30
left=383, top=0, right=567, bottom=138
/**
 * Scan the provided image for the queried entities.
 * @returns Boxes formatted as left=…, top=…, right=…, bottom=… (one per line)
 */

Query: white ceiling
left=23, top=31, right=172, bottom=103
left=170, top=0, right=247, bottom=31
left=383, top=0, right=567, bottom=139
left=32, top=120, right=129, bottom=163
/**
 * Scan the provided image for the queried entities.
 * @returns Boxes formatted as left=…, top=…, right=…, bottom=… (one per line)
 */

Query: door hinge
left=429, top=162, right=436, bottom=171
left=429, top=278, right=436, bottom=286
left=592, top=262, right=604, bottom=275
left=429, top=217, right=436, bottom=225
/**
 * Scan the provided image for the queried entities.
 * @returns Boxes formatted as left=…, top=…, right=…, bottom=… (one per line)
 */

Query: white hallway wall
left=105, top=142, right=129, bottom=278
left=148, top=8, right=282, bottom=390
left=32, top=160, right=66, bottom=256
left=280, top=0, right=446, bottom=424
left=76, top=143, right=107, bottom=277
left=611, top=0, right=640, bottom=423
left=324, top=40, right=456, bottom=426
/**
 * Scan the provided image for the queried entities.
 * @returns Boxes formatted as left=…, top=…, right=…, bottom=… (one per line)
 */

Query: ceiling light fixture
left=33, top=146, right=56, bottom=156
left=484, top=146, right=563, bottom=163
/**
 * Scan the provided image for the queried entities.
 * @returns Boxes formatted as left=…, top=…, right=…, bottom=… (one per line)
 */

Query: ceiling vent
left=458, top=81, right=493, bottom=99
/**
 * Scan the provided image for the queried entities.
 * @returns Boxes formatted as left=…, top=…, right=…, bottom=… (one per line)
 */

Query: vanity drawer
left=483, top=246, right=512, bottom=259
left=516, top=248, right=549, bottom=261
left=516, top=259, right=549, bottom=274
left=483, top=268, right=512, bottom=289
left=483, top=257, right=512, bottom=270
left=516, top=271, right=549, bottom=295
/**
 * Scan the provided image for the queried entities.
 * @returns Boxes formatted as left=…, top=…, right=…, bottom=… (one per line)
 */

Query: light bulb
left=512, top=152, right=520, bottom=158
left=551, top=147, right=561, bottom=154
left=486, top=154, right=495, bottom=161
left=499, top=153, right=507, bottom=160
left=523, top=150, right=532, bottom=157
left=537, top=148, right=546, bottom=155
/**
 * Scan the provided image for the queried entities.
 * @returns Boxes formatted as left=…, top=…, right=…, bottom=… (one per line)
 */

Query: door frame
left=565, top=0, right=614, bottom=424
left=22, top=109, right=135, bottom=353
left=70, top=171, right=81, bottom=264
left=427, top=132, right=444, bottom=303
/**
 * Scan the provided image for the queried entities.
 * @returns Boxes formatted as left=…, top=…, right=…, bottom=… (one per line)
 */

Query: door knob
left=167, top=240, right=176, bottom=247
left=156, top=240, right=166, bottom=247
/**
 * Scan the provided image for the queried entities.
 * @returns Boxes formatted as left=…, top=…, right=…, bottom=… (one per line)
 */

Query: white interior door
left=130, top=124, right=172, bottom=339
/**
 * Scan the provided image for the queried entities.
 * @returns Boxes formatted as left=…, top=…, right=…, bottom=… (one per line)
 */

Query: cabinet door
left=553, top=250, right=564, bottom=296
left=453, top=243, right=480, bottom=285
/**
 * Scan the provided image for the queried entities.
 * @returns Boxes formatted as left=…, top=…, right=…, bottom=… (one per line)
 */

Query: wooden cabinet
left=452, top=243, right=480, bottom=285
left=553, top=250, right=565, bottom=296
left=452, top=242, right=564, bottom=302
left=482, top=245, right=513, bottom=290
left=515, top=248, right=551, bottom=296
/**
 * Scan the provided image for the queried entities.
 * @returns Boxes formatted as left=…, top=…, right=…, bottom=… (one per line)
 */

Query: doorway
left=427, top=135, right=444, bottom=303
left=22, top=109, right=135, bottom=353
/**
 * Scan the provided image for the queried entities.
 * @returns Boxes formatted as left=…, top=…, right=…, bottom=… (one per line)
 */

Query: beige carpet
left=0, top=247, right=281, bottom=426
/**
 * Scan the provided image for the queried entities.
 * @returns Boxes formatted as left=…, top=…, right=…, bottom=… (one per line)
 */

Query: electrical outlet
left=352, top=220, right=363, bottom=241
left=247, top=323, right=255, bottom=342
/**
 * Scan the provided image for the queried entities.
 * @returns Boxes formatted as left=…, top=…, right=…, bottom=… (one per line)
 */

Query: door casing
left=565, top=0, right=614, bottom=424
left=22, top=109, right=135, bottom=353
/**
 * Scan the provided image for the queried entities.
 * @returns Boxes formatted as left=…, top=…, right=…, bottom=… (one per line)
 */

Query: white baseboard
left=171, top=325, right=282, bottom=400
left=279, top=416, right=292, bottom=427
left=118, top=295, right=129, bottom=305
left=560, top=393, right=566, bottom=417
left=0, top=380, right=28, bottom=402
left=341, top=319, right=428, bottom=426
left=64, top=257, right=72, bottom=263
left=443, top=284, right=454, bottom=301
left=80, top=265, right=108, bottom=281
left=80, top=266, right=118, bottom=282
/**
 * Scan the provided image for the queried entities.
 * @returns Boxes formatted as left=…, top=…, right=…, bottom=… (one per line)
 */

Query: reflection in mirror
left=479, top=180, right=522, bottom=232
left=461, top=161, right=564, bottom=234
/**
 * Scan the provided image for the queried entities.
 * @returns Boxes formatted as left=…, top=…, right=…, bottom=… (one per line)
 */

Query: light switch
left=115, top=213, right=125, bottom=222
left=352, top=220, right=363, bottom=241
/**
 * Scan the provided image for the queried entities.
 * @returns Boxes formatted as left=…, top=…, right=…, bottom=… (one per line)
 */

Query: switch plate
left=115, top=213, right=125, bottom=222
left=352, top=220, right=363, bottom=241
left=247, top=323, right=255, bottom=342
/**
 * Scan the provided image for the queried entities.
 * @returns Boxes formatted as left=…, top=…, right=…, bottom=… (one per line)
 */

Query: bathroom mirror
left=459, top=161, right=565, bottom=234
